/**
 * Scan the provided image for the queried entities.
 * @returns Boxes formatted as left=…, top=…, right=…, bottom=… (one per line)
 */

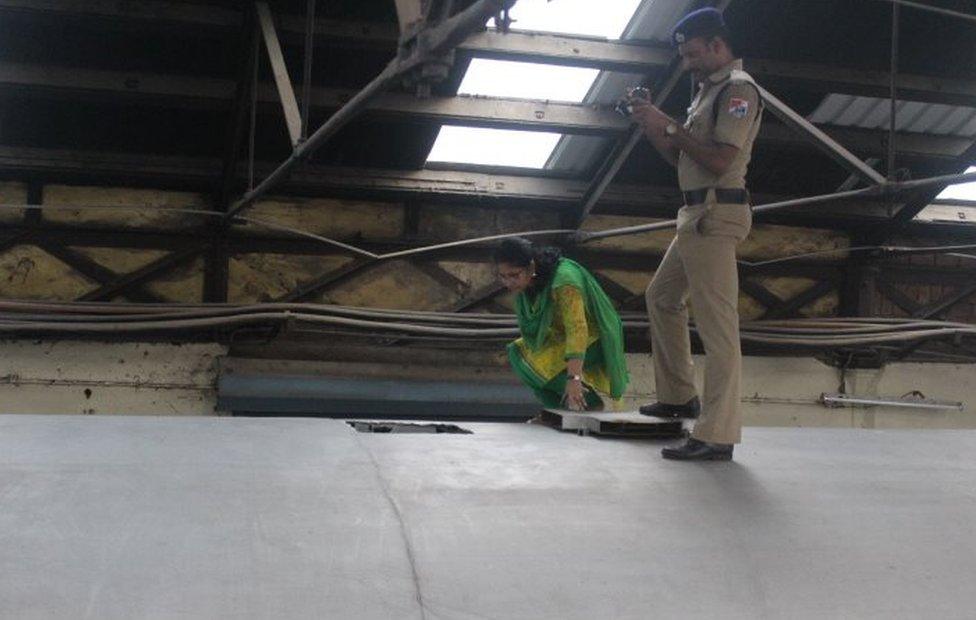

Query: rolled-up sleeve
left=554, top=285, right=588, bottom=360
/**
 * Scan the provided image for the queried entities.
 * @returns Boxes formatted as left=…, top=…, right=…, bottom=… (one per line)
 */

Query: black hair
left=493, top=237, right=562, bottom=296
left=706, top=28, right=735, bottom=55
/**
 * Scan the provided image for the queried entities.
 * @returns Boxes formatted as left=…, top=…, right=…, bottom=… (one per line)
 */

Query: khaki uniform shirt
left=677, top=59, right=763, bottom=192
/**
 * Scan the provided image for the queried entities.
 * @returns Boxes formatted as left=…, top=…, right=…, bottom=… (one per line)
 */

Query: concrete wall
left=581, top=214, right=848, bottom=319
left=1, top=181, right=972, bottom=323
left=0, top=340, right=972, bottom=430
left=0, top=182, right=972, bottom=426
left=0, top=182, right=855, bottom=316
left=624, top=353, right=976, bottom=429
left=0, top=340, right=224, bottom=415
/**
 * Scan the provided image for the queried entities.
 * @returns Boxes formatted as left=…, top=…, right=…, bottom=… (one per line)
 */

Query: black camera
left=613, top=86, right=651, bottom=117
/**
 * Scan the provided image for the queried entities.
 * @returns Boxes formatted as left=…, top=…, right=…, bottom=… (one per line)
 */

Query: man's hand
left=630, top=97, right=679, bottom=167
left=631, top=99, right=672, bottom=134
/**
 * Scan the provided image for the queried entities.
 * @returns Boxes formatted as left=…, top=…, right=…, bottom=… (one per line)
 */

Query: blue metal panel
left=218, top=373, right=540, bottom=419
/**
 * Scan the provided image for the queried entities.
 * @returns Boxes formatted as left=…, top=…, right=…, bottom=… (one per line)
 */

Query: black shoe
left=638, top=396, right=701, bottom=419
left=661, top=438, right=733, bottom=461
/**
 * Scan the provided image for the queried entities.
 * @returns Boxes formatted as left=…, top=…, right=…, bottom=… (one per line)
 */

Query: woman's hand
left=564, top=378, right=587, bottom=411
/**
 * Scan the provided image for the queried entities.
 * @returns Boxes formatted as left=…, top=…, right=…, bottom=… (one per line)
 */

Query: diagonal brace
left=256, top=1, right=303, bottom=148
left=226, top=0, right=516, bottom=222
left=757, top=85, right=886, bottom=186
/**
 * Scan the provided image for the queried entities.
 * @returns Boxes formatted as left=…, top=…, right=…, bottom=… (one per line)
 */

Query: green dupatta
left=513, top=258, right=629, bottom=399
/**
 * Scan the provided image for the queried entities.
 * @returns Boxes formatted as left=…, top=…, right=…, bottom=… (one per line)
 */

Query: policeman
left=630, top=8, right=763, bottom=461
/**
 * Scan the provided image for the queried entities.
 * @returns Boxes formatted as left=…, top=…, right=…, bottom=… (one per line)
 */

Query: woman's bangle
left=568, top=374, right=582, bottom=382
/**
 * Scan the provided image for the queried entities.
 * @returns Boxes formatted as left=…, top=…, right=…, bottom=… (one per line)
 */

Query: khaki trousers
left=644, top=202, right=752, bottom=444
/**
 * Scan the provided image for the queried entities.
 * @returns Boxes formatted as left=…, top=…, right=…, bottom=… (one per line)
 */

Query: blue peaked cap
left=671, top=7, right=726, bottom=47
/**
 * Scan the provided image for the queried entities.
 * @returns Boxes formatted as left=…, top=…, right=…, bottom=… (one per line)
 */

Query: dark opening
left=348, top=421, right=473, bottom=434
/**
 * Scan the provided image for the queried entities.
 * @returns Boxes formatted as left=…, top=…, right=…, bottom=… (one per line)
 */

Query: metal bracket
left=821, top=392, right=963, bottom=411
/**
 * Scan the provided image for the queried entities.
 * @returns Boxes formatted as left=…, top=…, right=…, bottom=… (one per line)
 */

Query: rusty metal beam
left=38, top=243, right=165, bottom=303
left=77, top=245, right=205, bottom=302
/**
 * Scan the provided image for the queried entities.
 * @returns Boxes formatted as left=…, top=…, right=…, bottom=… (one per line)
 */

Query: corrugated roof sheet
left=808, top=95, right=976, bottom=138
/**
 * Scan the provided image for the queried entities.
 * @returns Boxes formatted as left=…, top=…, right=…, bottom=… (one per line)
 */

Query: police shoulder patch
left=727, top=97, right=749, bottom=119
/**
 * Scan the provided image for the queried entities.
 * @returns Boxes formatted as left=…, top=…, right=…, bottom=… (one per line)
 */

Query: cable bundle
left=0, top=301, right=973, bottom=350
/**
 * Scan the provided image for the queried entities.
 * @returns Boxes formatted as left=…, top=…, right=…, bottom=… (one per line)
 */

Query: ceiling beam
left=457, top=30, right=671, bottom=72
left=748, top=58, right=976, bottom=108
left=218, top=10, right=259, bottom=207
left=0, top=0, right=242, bottom=27
left=0, top=61, right=630, bottom=135
left=7, top=221, right=976, bottom=290
left=4, top=2, right=975, bottom=106
left=1, top=145, right=974, bottom=236
left=0, top=0, right=399, bottom=48
left=37, top=242, right=165, bottom=303
left=76, top=245, right=205, bottom=301
left=0, top=144, right=643, bottom=206
left=2, top=61, right=966, bottom=158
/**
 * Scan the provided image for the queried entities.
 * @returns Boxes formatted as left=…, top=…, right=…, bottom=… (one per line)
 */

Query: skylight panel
left=425, top=0, right=644, bottom=168
left=490, top=0, right=643, bottom=39
left=937, top=166, right=976, bottom=202
left=457, top=59, right=599, bottom=102
left=426, top=127, right=562, bottom=168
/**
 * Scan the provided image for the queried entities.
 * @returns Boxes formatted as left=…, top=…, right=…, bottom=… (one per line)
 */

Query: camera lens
left=613, top=99, right=632, bottom=117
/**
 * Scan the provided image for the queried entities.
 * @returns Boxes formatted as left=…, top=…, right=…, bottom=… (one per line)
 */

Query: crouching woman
left=494, top=238, right=629, bottom=411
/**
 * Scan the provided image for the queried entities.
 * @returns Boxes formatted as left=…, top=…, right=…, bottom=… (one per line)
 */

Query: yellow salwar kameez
left=507, top=259, right=628, bottom=409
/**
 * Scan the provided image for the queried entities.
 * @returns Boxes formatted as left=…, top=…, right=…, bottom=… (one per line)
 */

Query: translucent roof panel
left=457, top=59, right=599, bottom=102
left=426, top=126, right=563, bottom=168
left=937, top=165, right=976, bottom=201
left=488, top=0, right=643, bottom=39
left=426, top=0, right=644, bottom=169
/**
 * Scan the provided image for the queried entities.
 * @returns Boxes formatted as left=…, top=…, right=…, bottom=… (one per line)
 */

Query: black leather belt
left=682, top=188, right=750, bottom=206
